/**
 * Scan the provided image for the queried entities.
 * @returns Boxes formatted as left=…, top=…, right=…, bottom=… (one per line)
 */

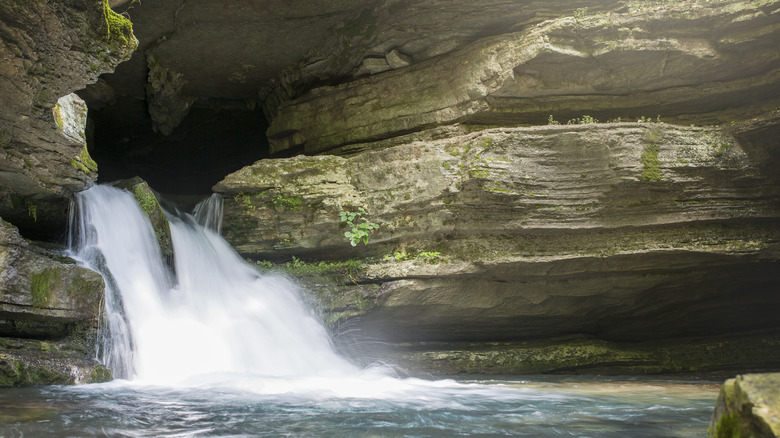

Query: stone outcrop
left=215, top=122, right=780, bottom=372
left=0, top=218, right=109, bottom=386
left=710, top=373, right=780, bottom=438
left=266, top=0, right=780, bottom=155
left=0, top=0, right=137, bottom=240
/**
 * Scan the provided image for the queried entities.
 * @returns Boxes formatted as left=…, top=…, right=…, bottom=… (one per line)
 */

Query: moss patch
left=640, top=144, right=661, bottom=181
left=102, top=0, right=137, bottom=50
left=30, top=268, right=61, bottom=308
left=70, top=145, right=98, bottom=174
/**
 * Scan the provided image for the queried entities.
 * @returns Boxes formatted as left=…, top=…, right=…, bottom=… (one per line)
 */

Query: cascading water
left=69, top=184, right=355, bottom=385
left=2, top=183, right=720, bottom=436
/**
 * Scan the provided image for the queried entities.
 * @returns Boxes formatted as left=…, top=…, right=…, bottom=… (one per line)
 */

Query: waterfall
left=69, top=185, right=355, bottom=384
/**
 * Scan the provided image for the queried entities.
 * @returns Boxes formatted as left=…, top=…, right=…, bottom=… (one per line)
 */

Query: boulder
left=0, top=218, right=110, bottom=386
left=710, top=373, right=780, bottom=438
left=0, top=218, right=104, bottom=338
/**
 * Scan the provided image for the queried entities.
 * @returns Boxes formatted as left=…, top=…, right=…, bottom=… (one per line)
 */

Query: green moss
left=133, top=185, right=158, bottom=217
left=711, top=412, right=742, bottom=438
left=25, top=201, right=37, bottom=222
left=131, top=184, right=173, bottom=256
left=52, top=103, right=64, bottom=130
left=469, top=169, right=490, bottom=178
left=70, top=145, right=98, bottom=174
left=30, top=268, right=61, bottom=308
left=89, top=366, right=113, bottom=383
left=272, top=194, right=304, bottom=211
left=640, top=144, right=661, bottom=181
left=102, top=0, right=137, bottom=50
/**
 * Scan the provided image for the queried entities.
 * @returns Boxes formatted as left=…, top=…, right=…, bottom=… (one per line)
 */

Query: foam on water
left=69, top=185, right=356, bottom=387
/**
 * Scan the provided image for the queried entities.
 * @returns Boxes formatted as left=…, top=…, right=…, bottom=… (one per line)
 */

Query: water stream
left=0, top=184, right=719, bottom=436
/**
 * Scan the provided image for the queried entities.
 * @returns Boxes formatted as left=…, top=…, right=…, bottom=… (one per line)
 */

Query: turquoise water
left=0, top=375, right=718, bottom=437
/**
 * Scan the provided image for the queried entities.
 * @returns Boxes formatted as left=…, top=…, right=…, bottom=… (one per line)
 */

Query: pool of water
left=0, top=375, right=719, bottom=437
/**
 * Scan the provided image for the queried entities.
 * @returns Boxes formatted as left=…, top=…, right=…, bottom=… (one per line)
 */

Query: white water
left=2, top=184, right=717, bottom=437
left=70, top=185, right=360, bottom=387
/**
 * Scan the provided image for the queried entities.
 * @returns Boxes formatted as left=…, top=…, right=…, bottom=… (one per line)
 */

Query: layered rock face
left=0, top=0, right=137, bottom=240
left=216, top=0, right=780, bottom=373
left=0, top=218, right=109, bottom=386
left=0, top=0, right=137, bottom=385
left=265, top=0, right=780, bottom=156
left=216, top=124, right=779, bottom=349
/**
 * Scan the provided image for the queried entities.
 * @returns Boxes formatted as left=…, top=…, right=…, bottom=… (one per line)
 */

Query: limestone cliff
left=0, top=0, right=137, bottom=240
left=215, top=122, right=780, bottom=373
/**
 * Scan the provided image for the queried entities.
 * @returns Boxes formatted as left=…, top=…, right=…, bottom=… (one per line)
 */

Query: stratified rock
left=0, top=218, right=104, bottom=338
left=710, top=373, right=780, bottom=438
left=216, top=123, right=780, bottom=359
left=0, top=0, right=137, bottom=239
left=0, top=218, right=110, bottom=386
left=266, top=0, right=780, bottom=155
left=356, top=57, right=392, bottom=76
left=0, top=337, right=112, bottom=387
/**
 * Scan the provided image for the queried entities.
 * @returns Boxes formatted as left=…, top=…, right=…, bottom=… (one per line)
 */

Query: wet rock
left=0, top=218, right=104, bottom=338
left=0, top=218, right=109, bottom=387
left=0, top=338, right=112, bottom=387
left=710, top=373, right=780, bottom=437
left=111, top=177, right=173, bottom=260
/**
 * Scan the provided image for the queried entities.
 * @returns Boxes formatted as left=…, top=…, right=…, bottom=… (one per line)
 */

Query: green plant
left=640, top=144, right=661, bottom=181
left=25, top=201, right=37, bottom=222
left=548, top=114, right=560, bottom=125
left=573, top=7, right=588, bottom=19
left=272, top=194, right=303, bottom=211
left=417, top=251, right=444, bottom=264
left=567, top=115, right=598, bottom=124
left=339, top=207, right=379, bottom=246
left=385, top=251, right=410, bottom=261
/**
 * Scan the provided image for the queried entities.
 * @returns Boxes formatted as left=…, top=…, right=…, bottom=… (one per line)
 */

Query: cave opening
left=82, top=93, right=269, bottom=197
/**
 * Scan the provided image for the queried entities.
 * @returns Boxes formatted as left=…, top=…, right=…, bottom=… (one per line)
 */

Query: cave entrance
left=83, top=96, right=269, bottom=196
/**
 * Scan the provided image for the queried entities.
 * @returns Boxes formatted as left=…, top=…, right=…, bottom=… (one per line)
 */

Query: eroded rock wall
left=0, top=0, right=137, bottom=240
left=266, top=0, right=780, bottom=156
left=215, top=123, right=780, bottom=372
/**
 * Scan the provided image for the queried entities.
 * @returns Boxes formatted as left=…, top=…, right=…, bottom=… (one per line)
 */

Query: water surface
left=0, top=375, right=718, bottom=437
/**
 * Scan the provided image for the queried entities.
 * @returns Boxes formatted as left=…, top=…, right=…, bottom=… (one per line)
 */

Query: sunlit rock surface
left=710, top=373, right=780, bottom=438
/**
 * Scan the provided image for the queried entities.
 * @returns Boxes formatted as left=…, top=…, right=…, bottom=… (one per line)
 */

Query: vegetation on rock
left=339, top=208, right=380, bottom=246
